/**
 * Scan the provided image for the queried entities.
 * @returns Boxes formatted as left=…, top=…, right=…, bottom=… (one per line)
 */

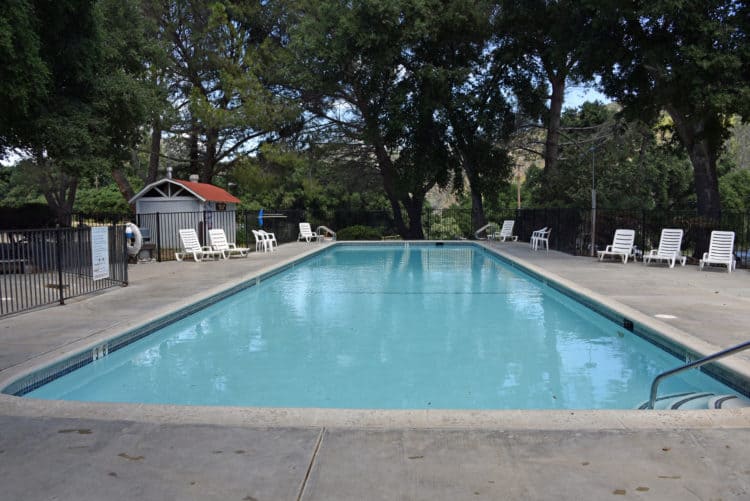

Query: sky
left=564, top=83, right=611, bottom=110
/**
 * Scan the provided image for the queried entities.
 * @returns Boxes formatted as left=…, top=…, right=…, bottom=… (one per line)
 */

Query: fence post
left=244, top=211, right=249, bottom=246
left=156, top=212, right=162, bottom=262
left=55, top=227, right=65, bottom=305
left=121, top=223, right=129, bottom=286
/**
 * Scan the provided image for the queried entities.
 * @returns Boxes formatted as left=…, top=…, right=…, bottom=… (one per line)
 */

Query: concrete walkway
left=1, top=241, right=749, bottom=500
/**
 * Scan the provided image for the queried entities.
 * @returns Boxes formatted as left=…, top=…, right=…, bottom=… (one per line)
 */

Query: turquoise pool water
left=26, top=244, right=735, bottom=409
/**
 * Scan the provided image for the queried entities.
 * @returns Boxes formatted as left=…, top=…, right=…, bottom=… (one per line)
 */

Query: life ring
left=125, top=222, right=142, bottom=257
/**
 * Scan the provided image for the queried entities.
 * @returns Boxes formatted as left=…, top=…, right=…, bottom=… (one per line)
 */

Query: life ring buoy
left=126, top=222, right=142, bottom=257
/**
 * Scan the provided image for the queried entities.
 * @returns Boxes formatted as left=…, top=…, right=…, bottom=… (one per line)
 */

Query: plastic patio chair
left=643, top=228, right=686, bottom=268
left=298, top=222, right=319, bottom=243
left=597, top=229, right=636, bottom=263
left=175, top=229, right=222, bottom=262
left=699, top=231, right=736, bottom=272
left=209, top=229, right=249, bottom=259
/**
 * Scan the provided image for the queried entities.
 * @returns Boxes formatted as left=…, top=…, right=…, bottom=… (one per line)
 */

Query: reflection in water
left=27, top=245, right=735, bottom=409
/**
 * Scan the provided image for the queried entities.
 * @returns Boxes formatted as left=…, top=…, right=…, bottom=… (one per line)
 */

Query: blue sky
left=564, top=84, right=611, bottom=109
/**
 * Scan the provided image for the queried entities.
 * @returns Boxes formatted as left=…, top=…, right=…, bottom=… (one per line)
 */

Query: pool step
left=638, top=392, right=750, bottom=410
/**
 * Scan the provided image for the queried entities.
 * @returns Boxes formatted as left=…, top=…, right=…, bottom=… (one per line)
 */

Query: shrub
left=336, top=225, right=382, bottom=240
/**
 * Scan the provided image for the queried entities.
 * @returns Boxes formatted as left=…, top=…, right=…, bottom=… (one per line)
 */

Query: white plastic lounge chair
left=643, top=228, right=686, bottom=268
left=209, top=229, right=249, bottom=259
left=597, top=229, right=636, bottom=263
left=259, top=230, right=278, bottom=251
left=491, top=220, right=518, bottom=241
left=251, top=229, right=268, bottom=252
left=298, top=222, right=319, bottom=243
left=175, top=229, right=222, bottom=262
left=530, top=227, right=551, bottom=251
left=699, top=231, right=735, bottom=272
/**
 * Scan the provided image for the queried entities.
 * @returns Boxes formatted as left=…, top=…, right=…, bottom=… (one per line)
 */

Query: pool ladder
left=646, top=339, right=750, bottom=409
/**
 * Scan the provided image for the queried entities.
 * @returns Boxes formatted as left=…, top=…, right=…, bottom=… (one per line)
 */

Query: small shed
left=129, top=175, right=241, bottom=250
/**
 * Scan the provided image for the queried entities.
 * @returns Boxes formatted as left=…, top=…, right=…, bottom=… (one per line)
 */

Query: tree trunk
left=470, top=187, right=487, bottom=230
left=404, top=193, right=425, bottom=239
left=189, top=120, right=200, bottom=177
left=147, top=117, right=162, bottom=184
left=43, top=174, right=78, bottom=227
left=202, top=127, right=219, bottom=183
left=543, top=74, right=566, bottom=199
left=461, top=157, right=487, bottom=231
left=372, top=141, right=409, bottom=237
left=666, top=105, right=721, bottom=256
left=111, top=167, right=136, bottom=211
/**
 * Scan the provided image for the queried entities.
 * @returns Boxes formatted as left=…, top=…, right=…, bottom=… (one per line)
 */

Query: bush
left=336, top=225, right=382, bottom=240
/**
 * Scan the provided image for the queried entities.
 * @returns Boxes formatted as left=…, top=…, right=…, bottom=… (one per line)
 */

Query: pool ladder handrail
left=647, top=339, right=750, bottom=409
left=316, top=225, right=336, bottom=241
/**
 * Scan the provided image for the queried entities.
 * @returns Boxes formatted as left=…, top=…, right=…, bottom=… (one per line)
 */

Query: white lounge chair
left=597, top=229, right=636, bottom=263
left=209, top=229, right=249, bottom=259
left=175, top=229, right=222, bottom=262
left=530, top=227, right=551, bottom=252
left=491, top=220, right=517, bottom=241
left=298, top=222, right=319, bottom=243
left=699, top=231, right=735, bottom=272
left=643, top=228, right=686, bottom=268
left=259, top=230, right=278, bottom=251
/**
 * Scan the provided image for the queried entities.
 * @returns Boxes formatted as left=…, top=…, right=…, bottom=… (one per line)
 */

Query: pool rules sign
left=91, top=226, right=110, bottom=281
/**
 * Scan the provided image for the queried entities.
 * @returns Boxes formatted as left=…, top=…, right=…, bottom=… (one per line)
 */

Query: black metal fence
left=71, top=207, right=750, bottom=267
left=0, top=225, right=128, bottom=317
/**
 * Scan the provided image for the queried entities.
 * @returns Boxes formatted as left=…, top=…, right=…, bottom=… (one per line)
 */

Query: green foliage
left=427, top=216, right=464, bottom=240
left=74, top=184, right=133, bottom=215
left=522, top=102, right=694, bottom=210
left=719, top=170, right=750, bottom=211
left=336, top=225, right=382, bottom=241
left=0, top=0, right=49, bottom=151
left=595, top=0, right=750, bottom=217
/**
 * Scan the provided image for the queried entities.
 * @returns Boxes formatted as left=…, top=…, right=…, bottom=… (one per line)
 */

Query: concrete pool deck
left=1, top=241, right=749, bottom=499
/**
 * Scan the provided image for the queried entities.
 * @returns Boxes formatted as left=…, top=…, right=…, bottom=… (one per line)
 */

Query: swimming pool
left=18, top=243, right=741, bottom=409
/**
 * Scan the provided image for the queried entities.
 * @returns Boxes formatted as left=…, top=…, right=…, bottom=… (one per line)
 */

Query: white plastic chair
left=298, top=222, right=319, bottom=243
left=209, top=229, right=249, bottom=258
left=491, top=220, right=517, bottom=241
left=175, top=229, right=222, bottom=262
left=252, top=229, right=268, bottom=252
left=530, top=227, right=551, bottom=252
left=597, top=229, right=636, bottom=263
left=699, top=231, right=735, bottom=272
left=259, top=230, right=278, bottom=251
left=643, top=228, right=686, bottom=268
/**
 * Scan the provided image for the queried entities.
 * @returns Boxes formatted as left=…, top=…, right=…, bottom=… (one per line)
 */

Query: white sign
left=91, top=226, right=110, bottom=281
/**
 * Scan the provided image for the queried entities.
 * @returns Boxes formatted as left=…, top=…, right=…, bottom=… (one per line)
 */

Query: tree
left=495, top=0, right=597, bottom=201
left=0, top=0, right=48, bottom=153
left=424, top=1, right=516, bottom=230
left=596, top=0, right=750, bottom=222
left=151, top=0, right=299, bottom=184
left=289, top=0, right=501, bottom=238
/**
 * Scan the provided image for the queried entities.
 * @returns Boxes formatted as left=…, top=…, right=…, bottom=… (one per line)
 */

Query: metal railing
left=646, top=339, right=750, bottom=409
left=0, top=225, right=128, bottom=317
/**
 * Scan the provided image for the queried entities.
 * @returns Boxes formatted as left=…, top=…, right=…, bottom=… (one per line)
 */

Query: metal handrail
left=316, top=225, right=337, bottom=240
left=647, top=339, right=750, bottom=409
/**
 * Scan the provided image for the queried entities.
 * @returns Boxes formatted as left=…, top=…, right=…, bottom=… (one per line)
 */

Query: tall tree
left=495, top=0, right=597, bottom=201
left=153, top=0, right=299, bottom=184
left=0, top=0, right=49, bottom=153
left=596, top=0, right=750, bottom=221
left=289, top=0, right=498, bottom=238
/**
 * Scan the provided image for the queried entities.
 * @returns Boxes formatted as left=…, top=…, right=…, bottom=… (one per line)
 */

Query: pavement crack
left=296, top=428, right=325, bottom=501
